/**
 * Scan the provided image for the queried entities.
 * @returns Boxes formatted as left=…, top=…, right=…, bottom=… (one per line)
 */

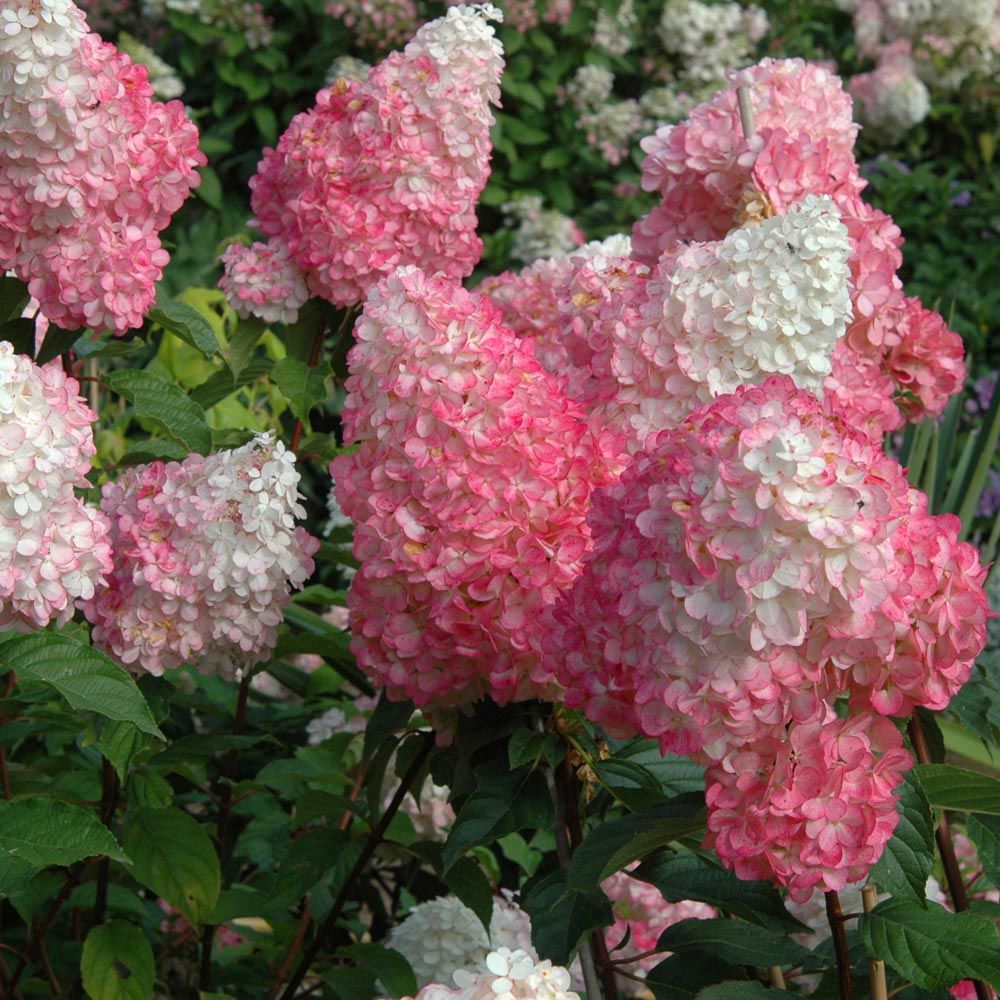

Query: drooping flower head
left=223, top=5, right=503, bottom=317
left=0, top=343, right=111, bottom=628
left=0, top=0, right=205, bottom=333
left=84, top=433, right=318, bottom=677
left=331, top=266, right=617, bottom=710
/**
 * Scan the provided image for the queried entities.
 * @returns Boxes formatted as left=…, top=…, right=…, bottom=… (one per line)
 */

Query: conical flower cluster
left=0, top=0, right=205, bottom=333
left=0, top=343, right=111, bottom=628
left=84, top=433, right=318, bottom=677
left=221, top=4, right=504, bottom=317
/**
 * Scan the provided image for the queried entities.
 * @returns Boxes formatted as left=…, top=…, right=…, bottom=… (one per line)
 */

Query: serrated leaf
left=968, top=813, right=1000, bottom=887
left=443, top=759, right=554, bottom=869
left=122, top=808, right=220, bottom=926
left=339, top=943, right=416, bottom=999
left=0, top=632, right=162, bottom=737
left=149, top=296, right=220, bottom=358
left=81, top=920, right=155, bottom=1000
left=190, top=357, right=274, bottom=410
left=872, top=772, right=935, bottom=903
left=36, top=323, right=81, bottom=365
left=98, top=720, right=156, bottom=782
left=521, top=868, right=613, bottom=966
left=272, top=356, right=328, bottom=422
left=568, top=795, right=705, bottom=889
left=644, top=953, right=748, bottom=1000
left=657, top=917, right=814, bottom=969
left=267, top=827, right=347, bottom=906
left=634, top=850, right=805, bottom=931
left=119, top=438, right=190, bottom=466
left=444, top=857, right=494, bottom=934
left=224, top=317, right=268, bottom=378
left=0, top=855, right=35, bottom=897
left=858, top=900, right=1000, bottom=990
left=104, top=369, right=211, bottom=455
left=915, top=764, right=1000, bottom=815
left=0, top=797, right=126, bottom=867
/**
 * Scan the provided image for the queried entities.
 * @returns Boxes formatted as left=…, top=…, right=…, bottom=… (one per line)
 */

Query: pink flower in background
left=232, top=4, right=503, bottom=315
left=849, top=45, right=930, bottom=143
left=220, top=241, right=310, bottom=326
left=0, top=0, right=204, bottom=333
left=705, top=714, right=911, bottom=901
left=0, top=343, right=112, bottom=629
left=84, top=433, right=318, bottom=677
left=331, top=266, right=618, bottom=710
left=326, top=0, right=420, bottom=49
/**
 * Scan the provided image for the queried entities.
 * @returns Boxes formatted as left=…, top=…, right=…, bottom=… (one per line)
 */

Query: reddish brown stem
left=0, top=746, right=11, bottom=800
left=908, top=718, right=994, bottom=1000
left=825, top=890, right=855, bottom=1000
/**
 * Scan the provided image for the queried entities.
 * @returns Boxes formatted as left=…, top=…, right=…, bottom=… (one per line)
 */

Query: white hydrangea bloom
left=402, top=949, right=580, bottom=1000
left=388, top=896, right=538, bottom=990
left=502, top=196, right=582, bottom=265
left=408, top=4, right=503, bottom=101
left=578, top=99, right=644, bottom=165
left=860, top=72, right=931, bottom=142
left=565, top=64, right=614, bottom=112
left=0, top=0, right=86, bottom=104
left=591, top=0, right=637, bottom=56
left=325, top=54, right=372, bottom=85
left=665, top=195, right=852, bottom=397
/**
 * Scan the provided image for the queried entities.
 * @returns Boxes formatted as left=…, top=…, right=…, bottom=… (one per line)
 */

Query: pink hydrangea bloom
left=705, top=714, right=911, bottom=901
left=849, top=45, right=930, bottom=142
left=0, top=342, right=112, bottom=628
left=602, top=870, right=715, bottom=983
left=239, top=5, right=503, bottom=309
left=0, top=0, right=204, bottom=334
left=331, top=266, right=618, bottom=710
left=546, top=377, right=987, bottom=895
left=219, top=241, right=310, bottom=326
left=326, top=0, right=420, bottom=49
left=84, top=433, right=318, bottom=677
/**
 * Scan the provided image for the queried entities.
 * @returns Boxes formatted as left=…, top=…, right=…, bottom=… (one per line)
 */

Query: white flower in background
left=502, top=196, right=583, bottom=265
left=118, top=32, right=184, bottom=99
left=578, top=99, right=644, bottom=165
left=565, top=64, right=614, bottom=112
left=402, top=949, right=581, bottom=1000
left=325, top=54, right=372, bottom=85
left=591, top=0, right=637, bottom=56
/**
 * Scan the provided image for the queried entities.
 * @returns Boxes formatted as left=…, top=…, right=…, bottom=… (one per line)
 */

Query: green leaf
left=224, top=316, right=268, bottom=378
left=915, top=764, right=1000, bottom=815
left=858, top=900, right=1000, bottom=990
left=251, top=105, right=278, bottom=144
left=0, top=797, right=126, bottom=867
left=968, top=813, right=1000, bottom=887
left=871, top=772, right=935, bottom=903
left=634, top=850, right=806, bottom=931
left=444, top=856, right=494, bottom=934
left=657, top=917, right=815, bottom=969
left=81, top=920, right=155, bottom=1000
left=443, top=760, right=554, bottom=870
left=339, top=944, right=416, bottom=999
left=0, top=317, right=36, bottom=356
left=696, top=985, right=786, bottom=999
left=267, top=828, right=347, bottom=907
left=521, top=868, right=613, bottom=966
left=271, top=357, right=328, bottom=422
left=98, top=720, right=156, bottom=782
left=0, top=273, right=30, bottom=324
left=568, top=795, right=706, bottom=889
left=119, top=438, right=190, bottom=466
left=0, top=855, right=35, bottom=897
left=104, top=369, right=212, bottom=455
left=36, top=323, right=82, bottom=365
left=149, top=296, right=220, bottom=358
left=122, top=808, right=221, bottom=926
left=363, top=695, right=414, bottom=762
left=190, top=358, right=274, bottom=410
left=0, top=632, right=162, bottom=738
left=644, top=953, right=748, bottom=1000
left=195, top=166, right=223, bottom=210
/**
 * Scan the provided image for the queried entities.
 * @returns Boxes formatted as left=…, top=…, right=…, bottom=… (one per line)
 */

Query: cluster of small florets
left=849, top=0, right=999, bottom=93
left=849, top=45, right=931, bottom=142
left=658, top=0, right=769, bottom=90
left=325, top=53, right=372, bottom=84
left=117, top=32, right=184, bottom=99
left=564, top=65, right=645, bottom=165
left=325, top=0, right=419, bottom=49
left=501, top=196, right=584, bottom=265
left=221, top=5, right=503, bottom=317
left=218, top=241, right=311, bottom=326
left=331, top=266, right=618, bottom=709
left=591, top=0, right=637, bottom=57
left=388, top=895, right=535, bottom=990
left=403, top=950, right=580, bottom=1000
left=0, top=0, right=205, bottom=334
left=84, top=433, right=318, bottom=677
left=547, top=378, right=987, bottom=896
left=445, top=0, right=571, bottom=33
left=0, top=343, right=112, bottom=629
left=632, top=58, right=966, bottom=435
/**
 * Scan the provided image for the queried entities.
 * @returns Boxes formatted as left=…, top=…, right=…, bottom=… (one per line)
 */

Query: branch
left=825, top=890, right=855, bottom=1000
